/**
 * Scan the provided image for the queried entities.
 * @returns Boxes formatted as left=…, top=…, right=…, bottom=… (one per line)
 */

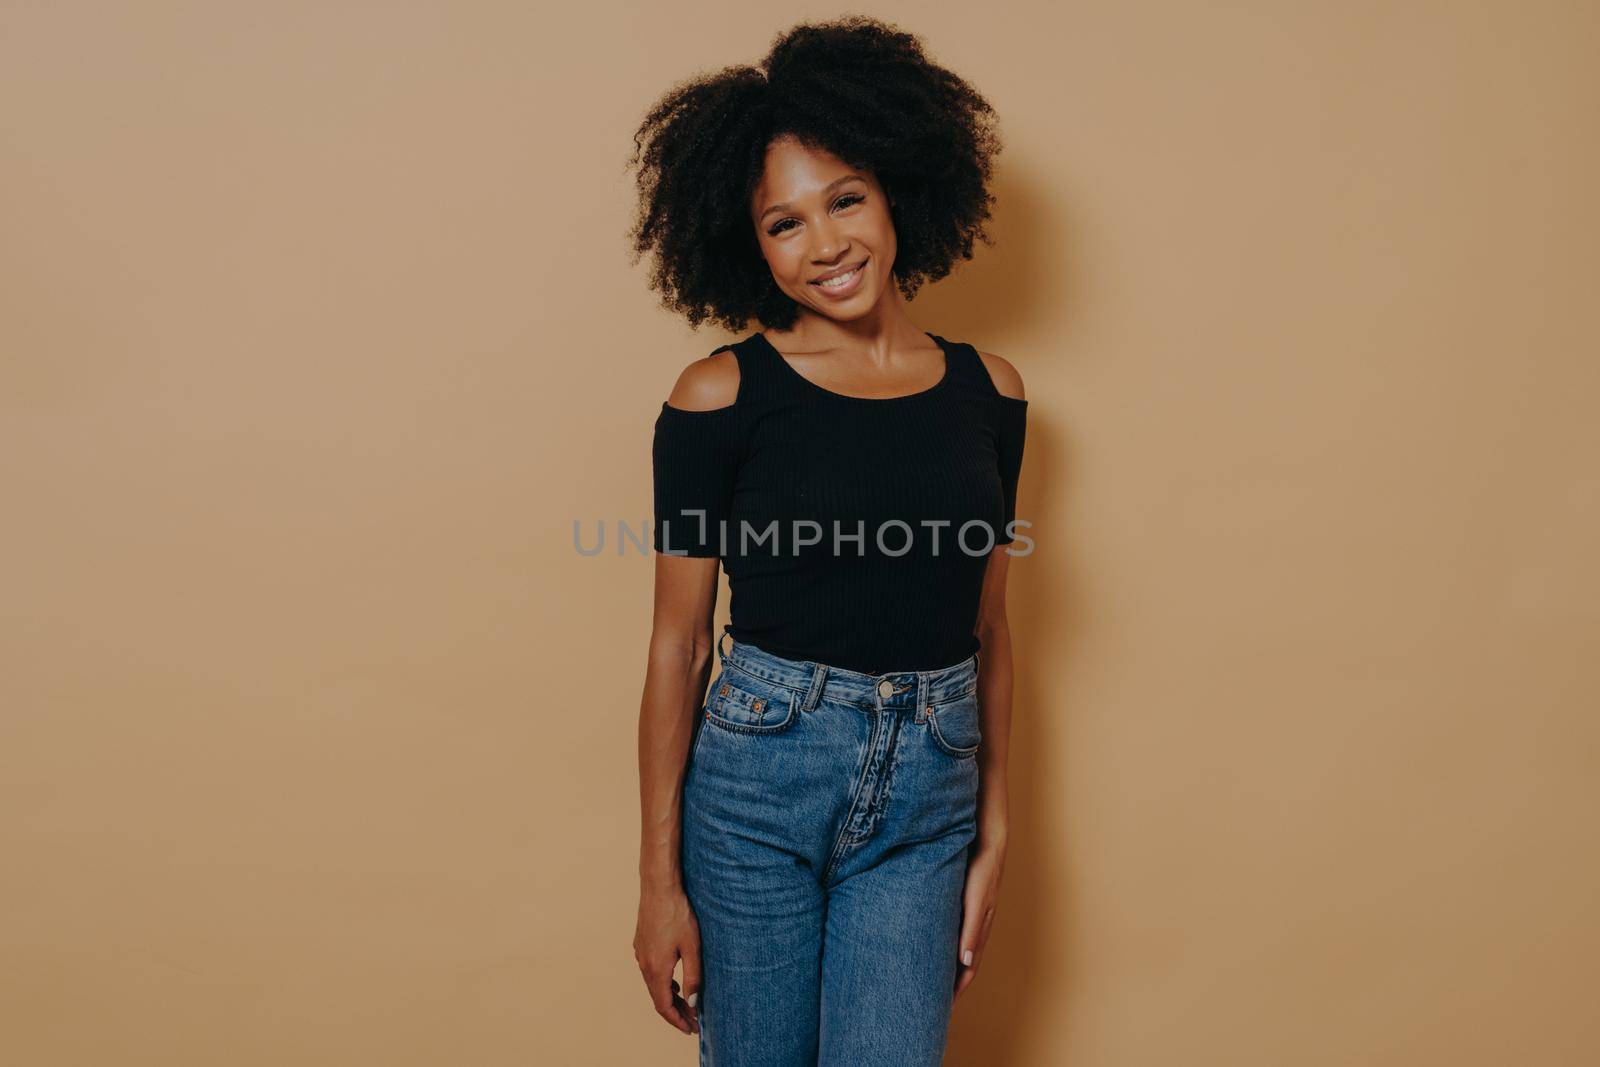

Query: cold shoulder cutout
left=976, top=349, right=1027, bottom=403
left=663, top=346, right=742, bottom=413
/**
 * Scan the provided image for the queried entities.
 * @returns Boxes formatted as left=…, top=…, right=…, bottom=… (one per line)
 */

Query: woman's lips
left=809, top=257, right=868, bottom=299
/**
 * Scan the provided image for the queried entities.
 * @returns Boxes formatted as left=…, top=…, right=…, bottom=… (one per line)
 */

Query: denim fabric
left=682, top=630, right=983, bottom=1066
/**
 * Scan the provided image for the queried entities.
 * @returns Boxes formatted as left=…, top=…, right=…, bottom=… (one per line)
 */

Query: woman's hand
left=954, top=838, right=1007, bottom=999
left=634, top=883, right=702, bottom=1035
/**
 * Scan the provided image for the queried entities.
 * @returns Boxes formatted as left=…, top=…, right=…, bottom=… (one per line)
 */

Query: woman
left=627, top=17, right=1027, bottom=1065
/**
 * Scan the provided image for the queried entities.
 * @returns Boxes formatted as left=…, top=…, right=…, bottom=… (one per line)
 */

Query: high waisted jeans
left=681, top=630, right=983, bottom=1066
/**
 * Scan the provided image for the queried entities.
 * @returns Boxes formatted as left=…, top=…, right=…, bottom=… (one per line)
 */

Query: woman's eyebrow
left=757, top=174, right=867, bottom=222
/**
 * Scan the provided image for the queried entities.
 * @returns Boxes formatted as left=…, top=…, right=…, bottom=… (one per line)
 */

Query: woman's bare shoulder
left=664, top=348, right=741, bottom=411
left=977, top=350, right=1026, bottom=401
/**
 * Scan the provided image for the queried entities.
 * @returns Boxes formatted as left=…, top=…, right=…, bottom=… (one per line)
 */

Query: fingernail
left=687, top=991, right=698, bottom=1008
left=962, top=949, right=973, bottom=966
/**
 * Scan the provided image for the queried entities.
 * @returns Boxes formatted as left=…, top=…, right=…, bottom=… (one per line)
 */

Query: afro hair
left=624, top=15, right=1003, bottom=332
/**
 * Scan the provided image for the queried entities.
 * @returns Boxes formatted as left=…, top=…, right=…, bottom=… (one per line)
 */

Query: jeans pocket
left=704, top=665, right=799, bottom=735
left=926, top=692, right=982, bottom=759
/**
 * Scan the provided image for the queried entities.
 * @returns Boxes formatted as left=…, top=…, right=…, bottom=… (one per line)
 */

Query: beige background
left=2, top=3, right=1596, bottom=1064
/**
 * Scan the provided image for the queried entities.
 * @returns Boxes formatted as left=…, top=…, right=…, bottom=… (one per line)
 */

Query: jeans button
left=877, top=679, right=894, bottom=699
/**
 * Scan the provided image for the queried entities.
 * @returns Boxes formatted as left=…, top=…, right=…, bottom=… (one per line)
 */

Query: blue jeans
left=681, top=630, right=983, bottom=1066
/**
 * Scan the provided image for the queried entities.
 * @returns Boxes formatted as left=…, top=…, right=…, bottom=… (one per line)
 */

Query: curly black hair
left=625, top=15, right=1003, bottom=332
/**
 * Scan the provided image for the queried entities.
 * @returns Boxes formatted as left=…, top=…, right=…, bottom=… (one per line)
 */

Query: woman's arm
left=634, top=353, right=741, bottom=1035
left=973, top=549, right=1016, bottom=850
left=973, top=347, right=1026, bottom=851
left=956, top=349, right=1026, bottom=998
left=955, top=539, right=1018, bottom=1001
left=632, top=548, right=719, bottom=1037
left=637, top=555, right=719, bottom=892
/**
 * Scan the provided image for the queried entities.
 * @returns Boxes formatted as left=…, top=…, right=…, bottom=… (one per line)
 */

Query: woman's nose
left=809, top=219, right=849, bottom=263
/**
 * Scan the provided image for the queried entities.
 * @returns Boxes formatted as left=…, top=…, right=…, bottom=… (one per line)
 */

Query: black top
left=651, top=331, right=1027, bottom=674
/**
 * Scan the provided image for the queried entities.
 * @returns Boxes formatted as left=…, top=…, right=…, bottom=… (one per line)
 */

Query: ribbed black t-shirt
left=651, top=331, right=1027, bottom=674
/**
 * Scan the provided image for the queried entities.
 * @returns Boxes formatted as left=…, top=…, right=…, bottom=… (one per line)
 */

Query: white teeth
left=817, top=265, right=861, bottom=288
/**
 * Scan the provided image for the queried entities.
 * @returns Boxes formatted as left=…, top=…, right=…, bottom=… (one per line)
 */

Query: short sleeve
left=652, top=401, right=742, bottom=557
left=994, top=398, right=1028, bottom=544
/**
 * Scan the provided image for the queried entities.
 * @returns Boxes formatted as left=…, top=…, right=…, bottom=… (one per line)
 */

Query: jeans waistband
left=715, top=627, right=979, bottom=712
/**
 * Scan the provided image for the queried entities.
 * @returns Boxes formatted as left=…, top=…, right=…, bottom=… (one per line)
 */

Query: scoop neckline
left=754, top=330, right=952, bottom=403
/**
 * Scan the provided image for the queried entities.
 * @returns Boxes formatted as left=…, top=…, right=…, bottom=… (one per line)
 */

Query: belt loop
left=716, top=625, right=733, bottom=663
left=802, top=661, right=828, bottom=713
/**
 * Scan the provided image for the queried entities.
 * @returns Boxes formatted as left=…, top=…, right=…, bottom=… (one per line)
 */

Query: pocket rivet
left=753, top=699, right=764, bottom=711
left=719, top=684, right=730, bottom=696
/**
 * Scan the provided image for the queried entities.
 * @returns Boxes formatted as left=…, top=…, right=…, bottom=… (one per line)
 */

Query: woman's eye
left=766, top=194, right=866, bottom=236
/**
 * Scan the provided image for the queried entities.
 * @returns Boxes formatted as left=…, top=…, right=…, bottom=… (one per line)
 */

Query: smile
left=809, top=258, right=868, bottom=298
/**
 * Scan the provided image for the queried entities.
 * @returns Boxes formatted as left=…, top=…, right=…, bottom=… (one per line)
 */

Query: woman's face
left=749, top=137, right=897, bottom=320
